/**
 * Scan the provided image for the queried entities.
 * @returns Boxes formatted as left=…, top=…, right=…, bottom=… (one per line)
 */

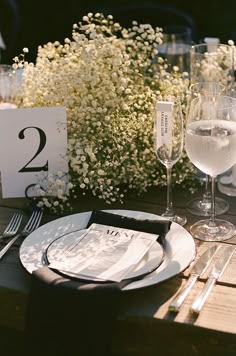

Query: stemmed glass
left=186, top=81, right=229, bottom=216
left=189, top=43, right=235, bottom=217
left=154, top=100, right=187, bottom=226
left=185, top=95, right=236, bottom=241
left=157, top=25, right=193, bottom=73
left=0, top=64, right=19, bottom=109
left=190, top=43, right=235, bottom=91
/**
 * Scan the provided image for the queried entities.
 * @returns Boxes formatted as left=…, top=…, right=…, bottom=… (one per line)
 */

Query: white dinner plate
left=19, top=209, right=196, bottom=291
left=45, top=228, right=165, bottom=282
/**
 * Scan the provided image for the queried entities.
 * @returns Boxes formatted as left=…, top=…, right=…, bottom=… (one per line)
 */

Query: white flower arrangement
left=13, top=13, right=194, bottom=213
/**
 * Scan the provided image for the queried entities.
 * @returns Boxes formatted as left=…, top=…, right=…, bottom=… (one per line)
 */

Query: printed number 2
left=18, top=126, right=48, bottom=173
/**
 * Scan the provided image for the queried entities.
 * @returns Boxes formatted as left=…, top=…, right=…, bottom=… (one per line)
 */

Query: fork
left=0, top=209, right=43, bottom=260
left=0, top=212, right=23, bottom=240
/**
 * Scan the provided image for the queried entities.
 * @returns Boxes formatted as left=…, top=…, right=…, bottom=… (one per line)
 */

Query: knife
left=191, top=245, right=235, bottom=314
left=168, top=245, right=220, bottom=312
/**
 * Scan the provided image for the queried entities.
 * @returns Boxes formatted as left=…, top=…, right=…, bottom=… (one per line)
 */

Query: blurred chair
left=93, top=1, right=199, bottom=43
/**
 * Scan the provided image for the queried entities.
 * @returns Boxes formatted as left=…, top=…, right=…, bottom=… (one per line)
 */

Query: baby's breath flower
left=18, top=12, right=193, bottom=212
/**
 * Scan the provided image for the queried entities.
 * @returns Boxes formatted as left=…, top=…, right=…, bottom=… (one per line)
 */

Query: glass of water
left=186, top=81, right=230, bottom=217
left=186, top=95, right=236, bottom=241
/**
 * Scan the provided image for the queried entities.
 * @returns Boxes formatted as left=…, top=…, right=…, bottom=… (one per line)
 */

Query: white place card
left=0, top=106, right=68, bottom=198
left=155, top=101, right=174, bottom=149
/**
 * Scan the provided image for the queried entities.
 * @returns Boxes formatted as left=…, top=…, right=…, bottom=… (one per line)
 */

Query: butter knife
left=169, top=245, right=220, bottom=312
left=191, top=245, right=235, bottom=314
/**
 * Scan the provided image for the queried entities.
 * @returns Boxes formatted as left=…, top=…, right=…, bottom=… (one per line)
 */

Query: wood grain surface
left=0, top=185, right=236, bottom=355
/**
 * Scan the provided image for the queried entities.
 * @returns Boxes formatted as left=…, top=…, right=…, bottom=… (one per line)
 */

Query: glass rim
left=0, top=64, right=16, bottom=76
left=0, top=64, right=14, bottom=70
left=190, top=94, right=236, bottom=109
left=162, top=25, right=192, bottom=35
left=157, top=97, right=182, bottom=105
left=190, top=42, right=233, bottom=52
left=189, top=81, right=225, bottom=93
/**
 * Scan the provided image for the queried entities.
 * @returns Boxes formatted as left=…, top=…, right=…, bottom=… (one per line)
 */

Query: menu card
left=48, top=223, right=158, bottom=282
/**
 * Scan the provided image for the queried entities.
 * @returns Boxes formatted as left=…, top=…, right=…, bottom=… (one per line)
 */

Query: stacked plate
left=19, top=210, right=196, bottom=291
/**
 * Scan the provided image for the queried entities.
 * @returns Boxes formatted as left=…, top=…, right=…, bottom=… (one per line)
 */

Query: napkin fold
left=86, top=210, right=171, bottom=246
left=24, top=211, right=171, bottom=356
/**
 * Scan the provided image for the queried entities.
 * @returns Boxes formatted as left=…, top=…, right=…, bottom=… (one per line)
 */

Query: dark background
left=1, top=0, right=236, bottom=64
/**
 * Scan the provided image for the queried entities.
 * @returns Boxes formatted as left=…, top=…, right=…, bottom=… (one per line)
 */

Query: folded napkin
left=25, top=266, right=124, bottom=356
left=24, top=211, right=171, bottom=356
left=86, top=210, right=171, bottom=246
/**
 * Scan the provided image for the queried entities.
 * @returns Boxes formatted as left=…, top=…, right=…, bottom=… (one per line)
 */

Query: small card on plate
left=48, top=223, right=158, bottom=282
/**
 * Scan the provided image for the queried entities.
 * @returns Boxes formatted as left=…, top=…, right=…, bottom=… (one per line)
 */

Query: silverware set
left=0, top=208, right=43, bottom=260
left=169, top=244, right=236, bottom=314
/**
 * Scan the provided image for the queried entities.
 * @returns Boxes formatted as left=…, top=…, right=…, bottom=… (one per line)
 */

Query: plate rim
left=19, top=209, right=196, bottom=291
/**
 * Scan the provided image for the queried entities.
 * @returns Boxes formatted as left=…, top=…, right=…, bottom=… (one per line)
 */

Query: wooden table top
left=1, top=185, right=236, bottom=355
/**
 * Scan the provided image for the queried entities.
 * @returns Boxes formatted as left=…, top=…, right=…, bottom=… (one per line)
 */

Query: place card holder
left=24, top=183, right=45, bottom=210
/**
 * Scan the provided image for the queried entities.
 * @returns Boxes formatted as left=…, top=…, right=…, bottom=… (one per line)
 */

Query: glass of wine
left=186, top=81, right=230, bottom=216
left=154, top=99, right=187, bottom=226
left=185, top=95, right=236, bottom=241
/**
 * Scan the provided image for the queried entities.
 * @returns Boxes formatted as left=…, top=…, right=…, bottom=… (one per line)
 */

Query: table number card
left=0, top=106, right=68, bottom=198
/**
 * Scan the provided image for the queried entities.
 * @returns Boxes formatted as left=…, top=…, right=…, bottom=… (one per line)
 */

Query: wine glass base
left=186, top=197, right=229, bottom=217
left=190, top=219, right=235, bottom=242
left=218, top=180, right=236, bottom=197
left=161, top=213, right=187, bottom=226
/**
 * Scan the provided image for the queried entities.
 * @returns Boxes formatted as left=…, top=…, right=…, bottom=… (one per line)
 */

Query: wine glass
left=186, top=81, right=230, bottom=216
left=157, top=25, right=193, bottom=73
left=185, top=95, right=236, bottom=241
left=154, top=100, right=187, bottom=226
left=190, top=43, right=235, bottom=91
left=189, top=43, right=234, bottom=217
left=0, top=64, right=19, bottom=109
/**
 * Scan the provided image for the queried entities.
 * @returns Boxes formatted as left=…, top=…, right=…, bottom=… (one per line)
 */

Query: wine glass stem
left=203, top=174, right=211, bottom=200
left=209, top=176, right=216, bottom=227
left=166, top=166, right=174, bottom=215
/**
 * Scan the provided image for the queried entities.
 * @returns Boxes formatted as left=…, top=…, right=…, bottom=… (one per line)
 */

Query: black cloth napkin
left=24, top=211, right=171, bottom=356
left=86, top=210, right=171, bottom=246
left=24, top=266, right=124, bottom=356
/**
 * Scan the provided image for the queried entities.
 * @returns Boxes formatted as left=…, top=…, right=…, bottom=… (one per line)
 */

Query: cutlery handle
left=190, top=276, right=216, bottom=314
left=0, top=234, right=20, bottom=259
left=168, top=274, right=198, bottom=312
